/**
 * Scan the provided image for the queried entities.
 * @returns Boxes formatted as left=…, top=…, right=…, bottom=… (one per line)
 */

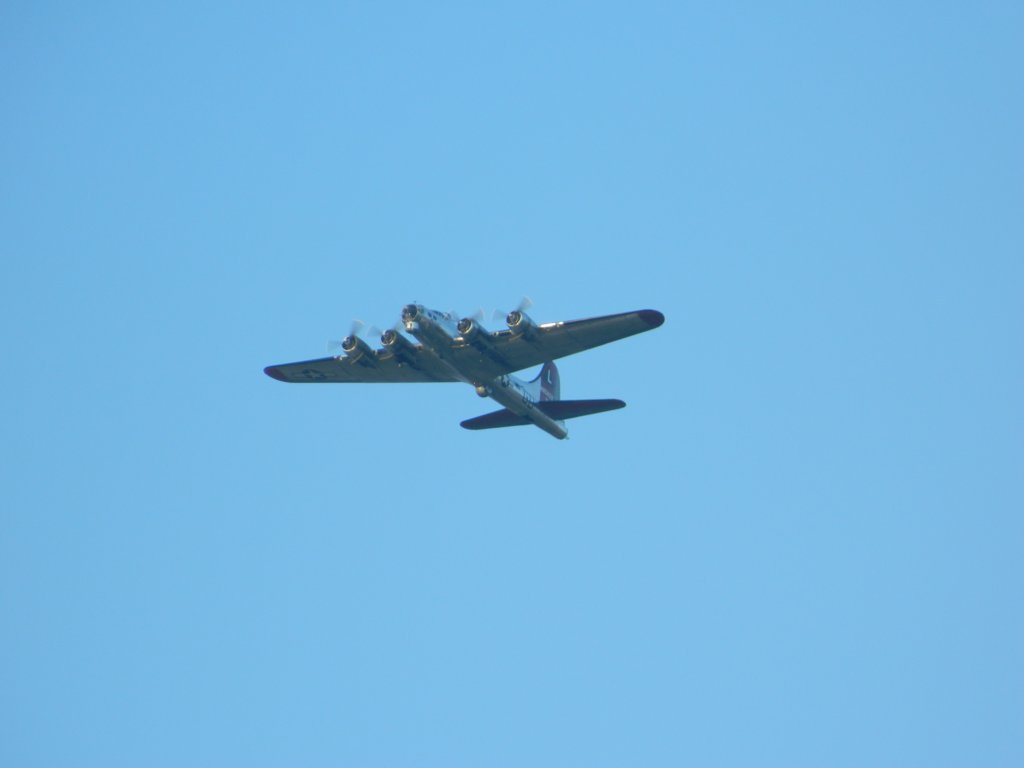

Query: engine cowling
left=381, top=328, right=417, bottom=358
left=457, top=317, right=493, bottom=344
left=340, top=335, right=376, bottom=362
left=506, top=310, right=538, bottom=338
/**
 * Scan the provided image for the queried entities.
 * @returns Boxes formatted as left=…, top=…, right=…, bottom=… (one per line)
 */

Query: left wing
left=264, top=355, right=456, bottom=384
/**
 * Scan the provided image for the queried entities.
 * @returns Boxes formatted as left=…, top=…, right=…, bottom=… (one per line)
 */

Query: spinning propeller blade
left=328, top=320, right=367, bottom=353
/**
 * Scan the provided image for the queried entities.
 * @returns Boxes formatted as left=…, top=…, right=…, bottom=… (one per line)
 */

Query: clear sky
left=2, top=2, right=1022, bottom=766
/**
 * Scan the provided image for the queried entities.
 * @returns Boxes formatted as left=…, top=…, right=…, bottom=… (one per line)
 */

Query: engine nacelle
left=340, top=335, right=376, bottom=362
left=380, top=328, right=417, bottom=358
left=457, top=317, right=494, bottom=345
left=506, top=309, right=538, bottom=338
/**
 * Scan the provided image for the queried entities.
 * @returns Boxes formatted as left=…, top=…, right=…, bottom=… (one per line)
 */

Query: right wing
left=453, top=309, right=664, bottom=377
left=264, top=354, right=456, bottom=384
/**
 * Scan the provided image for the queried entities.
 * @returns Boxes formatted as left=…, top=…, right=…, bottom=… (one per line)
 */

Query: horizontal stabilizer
left=460, top=409, right=531, bottom=430
left=460, top=399, right=626, bottom=431
left=536, top=398, right=625, bottom=420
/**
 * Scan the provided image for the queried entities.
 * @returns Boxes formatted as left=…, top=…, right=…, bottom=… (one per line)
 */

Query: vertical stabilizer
left=537, top=361, right=560, bottom=402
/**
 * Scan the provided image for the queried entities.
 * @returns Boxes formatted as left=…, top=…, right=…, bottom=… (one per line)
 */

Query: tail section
left=462, top=361, right=623, bottom=438
left=461, top=400, right=625, bottom=431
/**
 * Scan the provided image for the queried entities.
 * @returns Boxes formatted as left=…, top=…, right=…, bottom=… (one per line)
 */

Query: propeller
left=462, top=307, right=489, bottom=327
left=493, top=296, right=533, bottom=324
left=328, top=319, right=373, bottom=354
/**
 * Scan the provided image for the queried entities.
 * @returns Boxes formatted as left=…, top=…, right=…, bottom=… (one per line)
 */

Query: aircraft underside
left=265, top=303, right=664, bottom=439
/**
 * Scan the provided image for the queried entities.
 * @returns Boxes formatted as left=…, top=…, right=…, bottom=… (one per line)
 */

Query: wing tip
left=264, top=365, right=289, bottom=382
left=639, top=309, right=665, bottom=328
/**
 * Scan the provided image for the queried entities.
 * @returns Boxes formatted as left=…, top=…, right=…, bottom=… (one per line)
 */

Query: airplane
left=264, top=303, right=665, bottom=439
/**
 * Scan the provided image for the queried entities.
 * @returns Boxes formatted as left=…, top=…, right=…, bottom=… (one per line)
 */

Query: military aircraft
left=264, top=302, right=665, bottom=439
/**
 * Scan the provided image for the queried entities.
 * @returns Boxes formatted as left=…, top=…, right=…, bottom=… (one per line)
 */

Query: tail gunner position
left=264, top=302, right=664, bottom=439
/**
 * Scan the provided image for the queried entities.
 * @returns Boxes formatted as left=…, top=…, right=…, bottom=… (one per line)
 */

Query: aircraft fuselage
left=483, top=374, right=568, bottom=439
left=402, top=303, right=569, bottom=439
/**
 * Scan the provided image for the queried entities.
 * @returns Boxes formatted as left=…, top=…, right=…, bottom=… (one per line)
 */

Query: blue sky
left=2, top=2, right=1022, bottom=766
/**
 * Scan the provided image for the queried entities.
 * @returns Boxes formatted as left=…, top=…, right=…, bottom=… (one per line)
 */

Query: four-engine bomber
left=265, top=302, right=665, bottom=439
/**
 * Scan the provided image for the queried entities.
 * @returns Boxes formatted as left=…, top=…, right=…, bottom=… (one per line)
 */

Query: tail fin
left=534, top=361, right=560, bottom=402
